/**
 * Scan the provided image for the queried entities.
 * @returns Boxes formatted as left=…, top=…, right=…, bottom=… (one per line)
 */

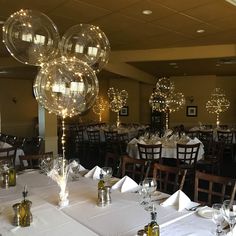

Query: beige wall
left=170, top=75, right=236, bottom=129
left=0, top=78, right=38, bottom=136
left=0, top=74, right=235, bottom=137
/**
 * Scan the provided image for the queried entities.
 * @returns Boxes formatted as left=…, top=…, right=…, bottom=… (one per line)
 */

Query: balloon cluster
left=92, top=96, right=109, bottom=122
left=149, top=77, right=185, bottom=129
left=206, top=88, right=230, bottom=127
left=107, top=88, right=128, bottom=127
left=2, top=9, right=111, bottom=118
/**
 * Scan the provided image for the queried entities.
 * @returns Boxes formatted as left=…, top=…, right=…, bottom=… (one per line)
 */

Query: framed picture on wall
left=186, top=106, right=197, bottom=117
left=119, top=106, right=129, bottom=116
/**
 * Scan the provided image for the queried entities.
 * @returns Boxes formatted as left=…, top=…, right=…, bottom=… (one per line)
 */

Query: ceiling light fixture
left=142, top=9, right=152, bottom=15
left=196, top=29, right=205, bottom=33
left=225, top=0, right=236, bottom=6
left=169, top=62, right=177, bottom=66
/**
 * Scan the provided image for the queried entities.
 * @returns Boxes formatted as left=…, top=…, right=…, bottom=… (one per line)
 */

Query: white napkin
left=138, top=139, right=146, bottom=144
left=79, top=164, right=86, bottom=171
left=129, top=138, right=139, bottom=145
left=187, top=137, right=201, bottom=144
left=161, top=190, right=191, bottom=211
left=227, top=226, right=236, bottom=236
left=84, top=166, right=102, bottom=180
left=112, top=176, right=138, bottom=193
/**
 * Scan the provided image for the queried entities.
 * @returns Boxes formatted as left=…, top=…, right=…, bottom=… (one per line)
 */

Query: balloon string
left=61, top=117, right=66, bottom=177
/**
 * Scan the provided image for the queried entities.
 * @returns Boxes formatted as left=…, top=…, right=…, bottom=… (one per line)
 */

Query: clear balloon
left=33, top=57, right=99, bottom=117
left=166, top=92, right=185, bottom=112
left=149, top=88, right=166, bottom=112
left=156, top=77, right=174, bottom=96
left=60, top=24, right=110, bottom=73
left=2, top=9, right=60, bottom=66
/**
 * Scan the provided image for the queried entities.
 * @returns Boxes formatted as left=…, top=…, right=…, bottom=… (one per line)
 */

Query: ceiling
left=1, top=0, right=236, bottom=82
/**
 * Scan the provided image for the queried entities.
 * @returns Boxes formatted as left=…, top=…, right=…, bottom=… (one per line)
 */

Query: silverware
left=185, top=204, right=205, bottom=211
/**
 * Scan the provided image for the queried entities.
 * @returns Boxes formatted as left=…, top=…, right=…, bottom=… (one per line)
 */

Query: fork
left=185, top=204, right=205, bottom=211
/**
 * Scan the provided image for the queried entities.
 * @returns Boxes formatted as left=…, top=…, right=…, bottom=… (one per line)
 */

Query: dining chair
left=217, top=130, right=234, bottom=161
left=104, top=152, right=121, bottom=178
left=19, top=152, right=54, bottom=170
left=104, top=130, right=120, bottom=155
left=87, top=130, right=103, bottom=166
left=176, top=142, right=200, bottom=186
left=137, top=143, right=162, bottom=177
left=118, top=132, right=129, bottom=155
left=0, top=147, right=17, bottom=167
left=194, top=171, right=236, bottom=206
left=198, top=130, right=214, bottom=144
left=197, top=141, right=225, bottom=174
left=121, top=155, right=148, bottom=183
left=152, top=163, right=187, bottom=194
left=185, top=130, right=199, bottom=139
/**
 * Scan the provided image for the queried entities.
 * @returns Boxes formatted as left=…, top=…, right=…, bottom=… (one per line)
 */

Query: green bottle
left=9, top=168, right=16, bottom=186
left=147, top=212, right=159, bottom=236
left=19, top=186, right=32, bottom=227
left=98, top=172, right=105, bottom=190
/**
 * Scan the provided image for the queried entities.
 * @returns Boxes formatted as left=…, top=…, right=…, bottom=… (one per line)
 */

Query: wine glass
left=221, top=200, right=236, bottom=235
left=212, top=203, right=225, bottom=236
left=142, top=178, right=157, bottom=211
left=69, top=159, right=80, bottom=181
left=101, top=167, right=113, bottom=186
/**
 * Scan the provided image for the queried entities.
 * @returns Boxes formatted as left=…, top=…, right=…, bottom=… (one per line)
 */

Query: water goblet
left=142, top=178, right=157, bottom=211
left=102, top=167, right=113, bottom=186
left=212, top=203, right=225, bottom=236
left=69, top=159, right=80, bottom=181
left=221, top=200, right=236, bottom=235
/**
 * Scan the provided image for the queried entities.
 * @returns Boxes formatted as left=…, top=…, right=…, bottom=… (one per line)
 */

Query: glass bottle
left=98, top=172, right=105, bottom=190
left=19, top=187, right=32, bottom=227
left=8, top=167, right=16, bottom=186
left=147, top=211, right=159, bottom=236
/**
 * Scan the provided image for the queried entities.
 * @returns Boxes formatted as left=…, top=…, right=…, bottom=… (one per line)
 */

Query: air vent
left=225, top=0, right=236, bottom=6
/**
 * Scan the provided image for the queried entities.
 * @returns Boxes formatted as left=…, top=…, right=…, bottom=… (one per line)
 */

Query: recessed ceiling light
left=169, top=62, right=177, bottom=66
left=142, top=9, right=152, bottom=15
left=0, top=21, right=5, bottom=24
left=196, top=29, right=205, bottom=33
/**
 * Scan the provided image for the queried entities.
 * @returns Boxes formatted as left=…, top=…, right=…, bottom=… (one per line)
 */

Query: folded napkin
left=138, top=139, right=146, bottom=145
left=84, top=166, right=102, bottom=180
left=112, top=176, right=138, bottom=193
left=79, top=164, right=86, bottom=172
left=129, top=138, right=139, bottom=145
left=161, top=190, right=191, bottom=211
left=187, top=137, right=201, bottom=145
left=227, top=227, right=236, bottom=236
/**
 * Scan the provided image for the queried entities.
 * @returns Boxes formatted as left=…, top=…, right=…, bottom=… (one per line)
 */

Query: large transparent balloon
left=156, top=77, right=174, bottom=96
left=60, top=24, right=110, bottom=73
left=2, top=9, right=60, bottom=66
left=33, top=57, right=99, bottom=117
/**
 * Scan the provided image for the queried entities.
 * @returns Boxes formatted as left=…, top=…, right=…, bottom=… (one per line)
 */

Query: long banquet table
left=0, top=170, right=217, bottom=236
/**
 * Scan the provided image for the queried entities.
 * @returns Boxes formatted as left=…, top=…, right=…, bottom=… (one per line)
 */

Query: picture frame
left=186, top=106, right=197, bottom=117
left=119, top=106, right=129, bottom=116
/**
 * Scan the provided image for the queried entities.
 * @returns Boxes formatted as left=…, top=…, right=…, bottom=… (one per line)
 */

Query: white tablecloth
left=0, top=171, right=217, bottom=236
left=127, top=141, right=204, bottom=161
left=0, top=141, right=24, bottom=166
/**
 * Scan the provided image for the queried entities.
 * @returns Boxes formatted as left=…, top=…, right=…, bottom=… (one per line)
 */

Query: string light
left=92, top=96, right=109, bottom=122
left=206, top=88, right=230, bottom=127
left=149, top=77, right=185, bottom=129
left=107, top=87, right=128, bottom=127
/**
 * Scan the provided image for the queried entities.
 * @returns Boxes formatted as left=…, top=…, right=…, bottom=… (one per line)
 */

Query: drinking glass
left=212, top=203, right=225, bottom=236
left=101, top=167, right=113, bottom=186
left=69, top=159, right=80, bottom=181
left=221, top=200, right=236, bottom=235
left=142, top=178, right=157, bottom=211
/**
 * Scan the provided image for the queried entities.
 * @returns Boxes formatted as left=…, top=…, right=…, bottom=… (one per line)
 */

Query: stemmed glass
left=142, top=178, right=157, bottom=211
left=212, top=203, right=225, bottom=236
left=69, top=159, right=80, bottom=181
left=101, top=167, right=113, bottom=186
left=221, top=200, right=236, bottom=235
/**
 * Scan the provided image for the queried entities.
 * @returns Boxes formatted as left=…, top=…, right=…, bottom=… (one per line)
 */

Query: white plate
left=197, top=207, right=214, bottom=219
